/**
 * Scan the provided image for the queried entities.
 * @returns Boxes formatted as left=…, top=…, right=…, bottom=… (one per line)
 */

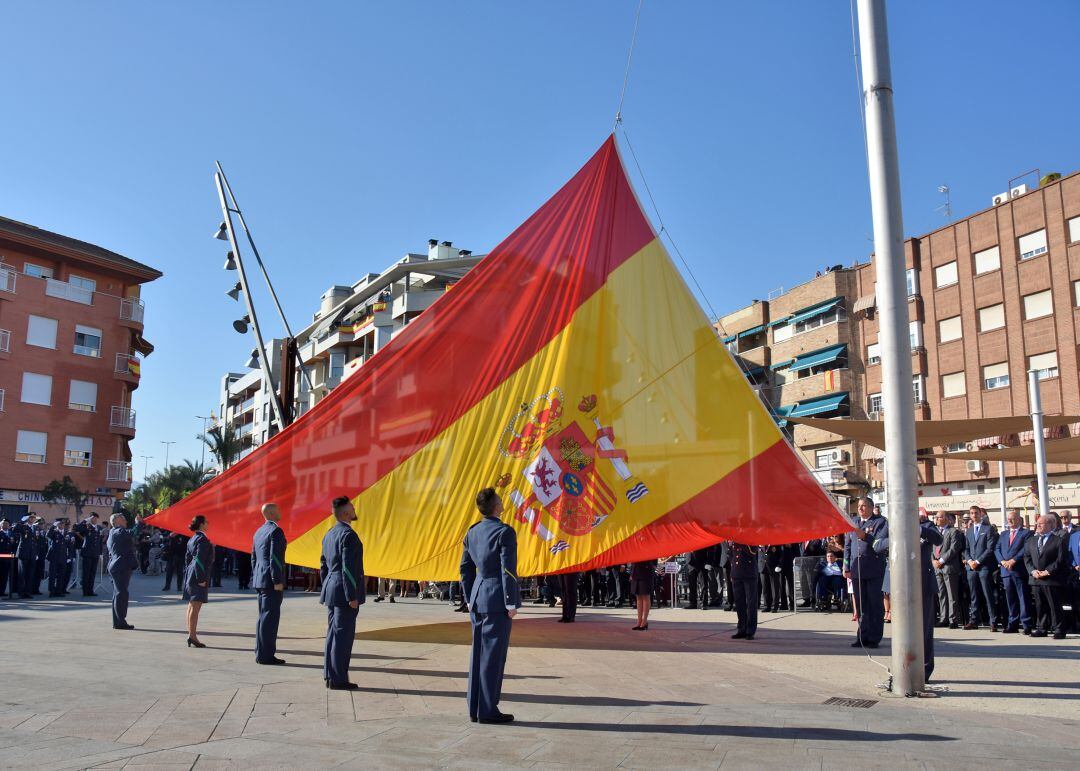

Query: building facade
left=718, top=169, right=1080, bottom=523
left=0, top=217, right=161, bottom=520
left=215, top=239, right=481, bottom=465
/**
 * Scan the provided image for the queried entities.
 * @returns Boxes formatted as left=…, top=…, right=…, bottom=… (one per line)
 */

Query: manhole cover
left=823, top=697, right=877, bottom=708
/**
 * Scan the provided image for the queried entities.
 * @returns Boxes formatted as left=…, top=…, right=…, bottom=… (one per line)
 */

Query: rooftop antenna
left=935, top=185, right=952, bottom=221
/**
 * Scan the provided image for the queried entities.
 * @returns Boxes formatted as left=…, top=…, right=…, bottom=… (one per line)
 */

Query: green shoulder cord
left=342, top=563, right=358, bottom=588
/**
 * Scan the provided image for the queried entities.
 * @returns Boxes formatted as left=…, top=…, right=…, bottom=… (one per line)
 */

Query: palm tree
left=124, top=460, right=213, bottom=516
left=198, top=424, right=243, bottom=470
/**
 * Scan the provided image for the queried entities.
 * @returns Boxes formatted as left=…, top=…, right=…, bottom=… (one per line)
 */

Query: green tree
left=42, top=476, right=88, bottom=518
left=198, top=424, right=243, bottom=470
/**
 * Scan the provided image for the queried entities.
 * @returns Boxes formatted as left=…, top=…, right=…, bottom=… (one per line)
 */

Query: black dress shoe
left=963, top=622, right=978, bottom=630
left=1022, top=628, right=1032, bottom=635
left=257, top=657, right=286, bottom=665
left=328, top=681, right=359, bottom=690
left=723, top=605, right=733, bottom=611
left=949, top=623, right=958, bottom=629
left=470, top=716, right=477, bottom=723
left=1030, top=630, right=1047, bottom=638
left=113, top=623, right=135, bottom=630
left=1002, top=627, right=1018, bottom=634
left=745, top=634, right=754, bottom=640
left=732, top=631, right=747, bottom=639
left=851, top=640, right=863, bottom=647
left=1052, top=632, right=1066, bottom=640
left=557, top=618, right=567, bottom=623
left=477, top=713, right=514, bottom=724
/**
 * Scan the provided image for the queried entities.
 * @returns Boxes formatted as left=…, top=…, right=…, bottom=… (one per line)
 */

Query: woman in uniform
left=183, top=515, right=213, bottom=648
left=630, top=559, right=656, bottom=630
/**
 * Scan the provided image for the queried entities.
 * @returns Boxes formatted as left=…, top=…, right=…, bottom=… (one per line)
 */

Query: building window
left=1029, top=351, right=1058, bottom=380
left=1023, top=289, right=1053, bottom=320
left=23, top=263, right=54, bottom=279
left=983, top=362, right=1010, bottom=390
left=906, top=268, right=919, bottom=297
left=1074, top=281, right=1080, bottom=307
left=913, top=374, right=925, bottom=404
left=979, top=303, right=1005, bottom=331
left=938, top=316, right=962, bottom=343
left=909, top=320, right=922, bottom=349
left=15, top=430, right=47, bottom=463
left=973, top=246, right=1000, bottom=275
left=868, top=393, right=883, bottom=414
left=934, top=261, right=958, bottom=288
left=942, top=371, right=966, bottom=399
left=1069, top=216, right=1080, bottom=244
left=773, top=324, right=793, bottom=343
left=69, top=380, right=98, bottom=412
left=945, top=442, right=967, bottom=453
left=1018, top=229, right=1048, bottom=260
left=793, top=306, right=845, bottom=335
left=63, top=436, right=93, bottom=468
left=68, top=275, right=97, bottom=292
left=26, top=315, right=58, bottom=349
left=20, top=372, right=52, bottom=406
left=73, top=324, right=102, bottom=357
left=866, top=343, right=881, bottom=365
left=329, top=351, right=346, bottom=380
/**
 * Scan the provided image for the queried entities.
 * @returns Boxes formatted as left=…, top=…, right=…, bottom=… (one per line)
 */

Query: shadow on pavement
left=512, top=721, right=956, bottom=742
left=282, top=663, right=557, bottom=680
left=352, top=685, right=702, bottom=708
left=944, top=679, right=1080, bottom=690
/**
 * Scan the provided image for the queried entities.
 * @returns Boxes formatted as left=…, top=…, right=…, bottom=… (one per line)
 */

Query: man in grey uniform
left=107, top=512, right=138, bottom=629
left=253, top=502, right=288, bottom=665
left=320, top=496, right=364, bottom=690
left=460, top=487, right=520, bottom=724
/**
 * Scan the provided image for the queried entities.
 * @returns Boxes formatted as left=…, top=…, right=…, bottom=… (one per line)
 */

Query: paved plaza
left=0, top=573, right=1077, bottom=769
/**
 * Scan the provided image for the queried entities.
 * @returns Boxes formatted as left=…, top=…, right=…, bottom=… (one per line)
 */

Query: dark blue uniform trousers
left=732, top=576, right=758, bottom=636
left=1001, top=574, right=1031, bottom=630
left=110, top=567, right=132, bottom=627
left=922, top=583, right=936, bottom=681
left=467, top=610, right=511, bottom=720
left=81, top=555, right=98, bottom=595
left=48, top=558, right=65, bottom=595
left=855, top=575, right=885, bottom=644
left=19, top=558, right=35, bottom=596
left=256, top=589, right=283, bottom=662
left=324, top=605, right=357, bottom=685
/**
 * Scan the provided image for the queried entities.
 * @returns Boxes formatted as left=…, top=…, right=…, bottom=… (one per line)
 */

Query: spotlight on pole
left=245, top=347, right=259, bottom=368
left=214, top=221, right=229, bottom=241
left=233, top=314, right=251, bottom=334
left=226, top=282, right=242, bottom=301
left=223, top=251, right=237, bottom=271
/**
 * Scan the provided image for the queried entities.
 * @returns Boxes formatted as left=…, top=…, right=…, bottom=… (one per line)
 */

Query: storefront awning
left=789, top=344, right=846, bottom=373
left=132, top=332, right=155, bottom=357
left=788, top=297, right=842, bottom=326
left=788, top=414, right=1080, bottom=451
left=853, top=293, right=876, bottom=313
left=738, top=324, right=766, bottom=339
left=790, top=392, right=848, bottom=417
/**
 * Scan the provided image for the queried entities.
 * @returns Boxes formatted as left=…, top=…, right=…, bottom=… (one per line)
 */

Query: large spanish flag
left=150, top=137, right=849, bottom=578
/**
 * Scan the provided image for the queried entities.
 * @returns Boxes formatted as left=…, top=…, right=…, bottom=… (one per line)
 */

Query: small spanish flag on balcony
left=127, top=358, right=141, bottom=377
left=149, top=137, right=848, bottom=578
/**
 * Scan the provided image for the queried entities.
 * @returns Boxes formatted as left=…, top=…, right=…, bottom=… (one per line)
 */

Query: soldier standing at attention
left=46, top=519, right=68, bottom=597
left=460, top=487, right=520, bottom=724
left=730, top=541, right=760, bottom=640
left=320, top=496, right=365, bottom=690
left=78, top=513, right=103, bottom=597
left=252, top=502, right=288, bottom=665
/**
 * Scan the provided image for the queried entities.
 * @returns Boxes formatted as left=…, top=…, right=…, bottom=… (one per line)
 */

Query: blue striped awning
left=774, top=404, right=795, bottom=428
left=789, top=344, right=846, bottom=373
left=770, top=359, right=794, bottom=371
left=768, top=316, right=793, bottom=328
left=743, top=366, right=766, bottom=378
left=790, top=392, right=849, bottom=417
left=722, top=334, right=737, bottom=344
left=789, top=297, right=842, bottom=326
left=737, top=325, right=766, bottom=339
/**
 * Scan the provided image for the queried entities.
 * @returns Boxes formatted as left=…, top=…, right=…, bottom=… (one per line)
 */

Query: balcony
left=0, top=328, right=9, bottom=360
left=237, top=395, right=256, bottom=414
left=110, top=406, right=137, bottom=436
left=0, top=267, right=15, bottom=297
left=120, top=297, right=145, bottom=328
left=106, top=460, right=133, bottom=485
left=45, top=277, right=94, bottom=305
left=114, top=353, right=142, bottom=384
left=238, top=422, right=255, bottom=437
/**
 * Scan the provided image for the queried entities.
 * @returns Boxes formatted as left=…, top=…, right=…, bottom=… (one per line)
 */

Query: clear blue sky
left=2, top=1, right=1077, bottom=481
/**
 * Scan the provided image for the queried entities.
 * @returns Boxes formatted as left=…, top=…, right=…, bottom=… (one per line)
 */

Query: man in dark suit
left=14, top=516, right=39, bottom=599
left=107, top=512, right=138, bottom=629
left=1068, top=528, right=1080, bottom=634
left=76, top=513, right=102, bottom=597
left=320, top=496, right=365, bottom=690
left=963, top=506, right=999, bottom=630
left=1025, top=513, right=1068, bottom=639
left=843, top=497, right=889, bottom=648
left=995, top=509, right=1032, bottom=634
left=797, top=539, right=826, bottom=608
left=252, top=502, right=288, bottom=665
left=162, top=532, right=186, bottom=592
left=729, top=542, right=759, bottom=639
left=684, top=547, right=711, bottom=609
left=46, top=519, right=69, bottom=597
left=460, top=487, right=520, bottom=724
left=932, top=512, right=964, bottom=628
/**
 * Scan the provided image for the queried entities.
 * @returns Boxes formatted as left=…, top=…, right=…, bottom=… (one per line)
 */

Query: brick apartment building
left=0, top=217, right=161, bottom=521
left=718, top=169, right=1080, bottom=521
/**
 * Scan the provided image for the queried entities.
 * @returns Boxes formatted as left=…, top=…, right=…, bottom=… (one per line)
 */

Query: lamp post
left=139, top=455, right=153, bottom=482
left=160, top=441, right=176, bottom=470
left=196, top=415, right=212, bottom=467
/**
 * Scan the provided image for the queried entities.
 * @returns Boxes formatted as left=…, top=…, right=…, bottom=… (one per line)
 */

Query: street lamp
left=196, top=415, right=213, bottom=467
left=161, top=441, right=176, bottom=470
left=139, top=455, right=153, bottom=482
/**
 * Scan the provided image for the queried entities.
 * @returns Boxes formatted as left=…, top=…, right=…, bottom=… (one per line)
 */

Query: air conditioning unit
left=1009, top=184, right=1028, bottom=199
left=825, top=448, right=850, bottom=465
left=992, top=192, right=1010, bottom=206
left=966, top=460, right=986, bottom=473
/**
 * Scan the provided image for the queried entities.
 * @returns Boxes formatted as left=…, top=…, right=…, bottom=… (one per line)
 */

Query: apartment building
left=215, top=239, right=482, bottom=465
left=717, top=168, right=1080, bottom=519
left=0, top=217, right=161, bottom=520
